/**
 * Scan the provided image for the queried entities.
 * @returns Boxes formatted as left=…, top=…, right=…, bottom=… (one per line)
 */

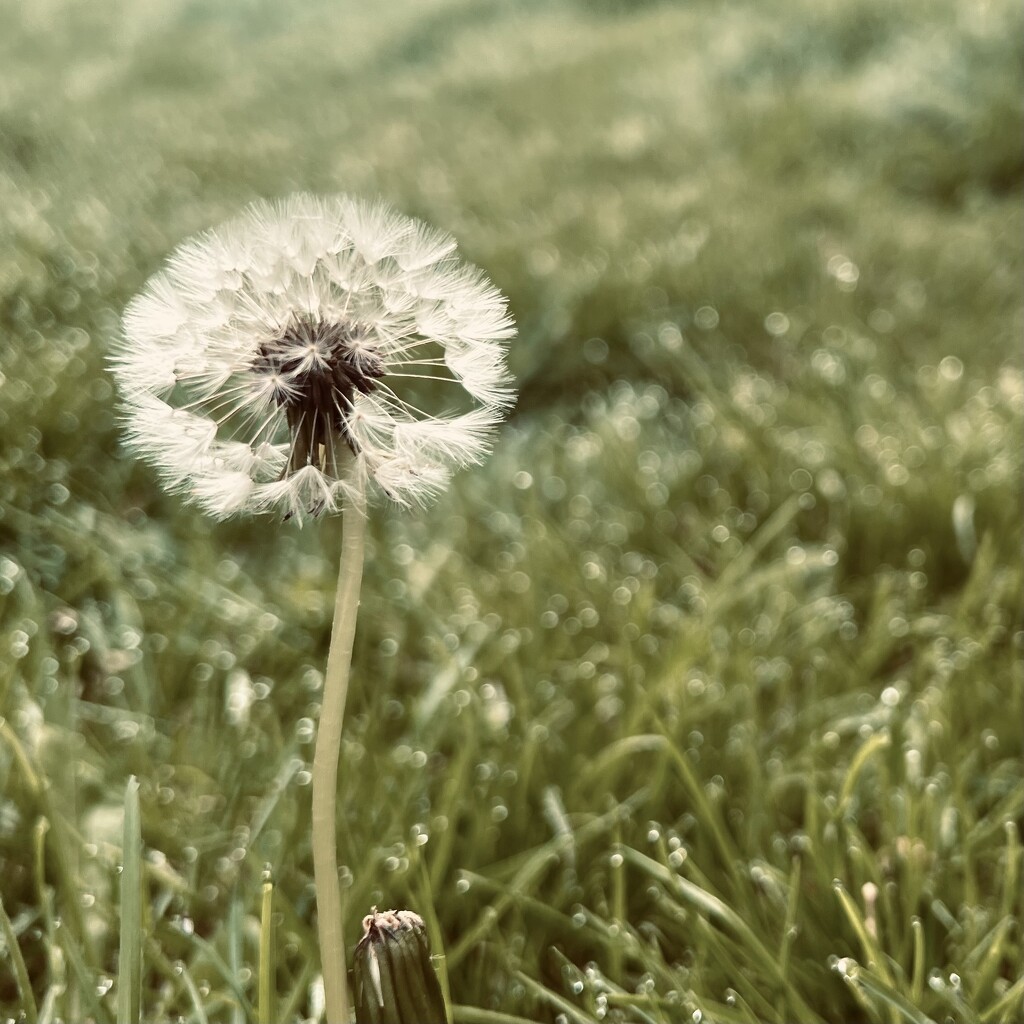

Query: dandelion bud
left=352, top=909, right=448, bottom=1024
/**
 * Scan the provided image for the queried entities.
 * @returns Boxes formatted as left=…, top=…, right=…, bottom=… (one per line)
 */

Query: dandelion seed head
left=112, top=193, right=516, bottom=521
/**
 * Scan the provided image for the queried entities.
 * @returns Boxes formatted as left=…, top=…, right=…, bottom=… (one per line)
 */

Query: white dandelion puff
left=111, top=193, right=516, bottom=521
left=110, top=193, right=518, bottom=1023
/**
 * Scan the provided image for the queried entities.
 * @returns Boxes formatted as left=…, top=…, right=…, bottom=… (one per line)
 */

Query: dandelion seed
left=112, top=193, right=516, bottom=521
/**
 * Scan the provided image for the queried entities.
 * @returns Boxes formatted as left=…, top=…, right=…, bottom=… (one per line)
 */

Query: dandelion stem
left=311, top=464, right=367, bottom=1024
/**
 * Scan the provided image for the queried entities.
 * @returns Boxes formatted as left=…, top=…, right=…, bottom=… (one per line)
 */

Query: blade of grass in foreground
left=117, top=776, right=142, bottom=1024
left=452, top=1009, right=542, bottom=1024
left=834, top=958, right=933, bottom=1024
left=58, top=916, right=114, bottom=1024
left=259, top=871, right=275, bottom=1024
left=0, top=890, right=38, bottom=1024
left=622, top=848, right=824, bottom=1024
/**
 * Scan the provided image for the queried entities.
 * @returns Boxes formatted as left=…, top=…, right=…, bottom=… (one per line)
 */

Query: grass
left=0, top=0, right=1022, bottom=1021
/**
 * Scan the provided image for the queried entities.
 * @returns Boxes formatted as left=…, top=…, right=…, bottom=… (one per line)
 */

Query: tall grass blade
left=259, top=872, right=275, bottom=1024
left=117, top=776, right=142, bottom=1024
left=0, top=890, right=38, bottom=1024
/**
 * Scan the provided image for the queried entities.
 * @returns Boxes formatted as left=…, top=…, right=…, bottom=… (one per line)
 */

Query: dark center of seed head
left=257, top=316, right=385, bottom=473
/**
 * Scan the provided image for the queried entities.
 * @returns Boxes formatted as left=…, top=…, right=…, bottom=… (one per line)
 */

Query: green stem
left=312, top=477, right=367, bottom=1024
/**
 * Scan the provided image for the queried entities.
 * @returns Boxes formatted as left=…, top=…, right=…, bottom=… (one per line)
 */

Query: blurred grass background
left=1, top=0, right=1022, bottom=1021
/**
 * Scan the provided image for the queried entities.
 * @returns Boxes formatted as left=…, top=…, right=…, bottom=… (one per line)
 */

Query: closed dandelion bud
left=353, top=909, right=448, bottom=1024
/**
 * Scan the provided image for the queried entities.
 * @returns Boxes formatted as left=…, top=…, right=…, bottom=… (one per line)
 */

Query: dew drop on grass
left=579, top=335, right=612, bottom=371
left=694, top=306, right=718, bottom=330
left=508, top=570, right=530, bottom=593
left=456, top=876, right=470, bottom=894
left=938, top=355, right=964, bottom=382
left=881, top=686, right=901, bottom=707
left=835, top=957, right=859, bottom=979
left=791, top=832, right=812, bottom=854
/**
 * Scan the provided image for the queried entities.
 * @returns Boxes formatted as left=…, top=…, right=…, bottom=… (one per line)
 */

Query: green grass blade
left=259, top=872, right=275, bottom=1024
left=839, top=961, right=933, bottom=1024
left=0, top=891, right=38, bottom=1024
left=117, top=776, right=142, bottom=1024
left=57, top=914, right=115, bottom=1024
left=228, top=888, right=245, bottom=1024
left=910, top=917, right=925, bottom=1006
left=833, top=881, right=895, bottom=987
left=452, top=1008, right=544, bottom=1024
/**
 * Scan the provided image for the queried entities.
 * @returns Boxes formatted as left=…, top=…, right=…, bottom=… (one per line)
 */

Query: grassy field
left=1, top=0, right=1022, bottom=1021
